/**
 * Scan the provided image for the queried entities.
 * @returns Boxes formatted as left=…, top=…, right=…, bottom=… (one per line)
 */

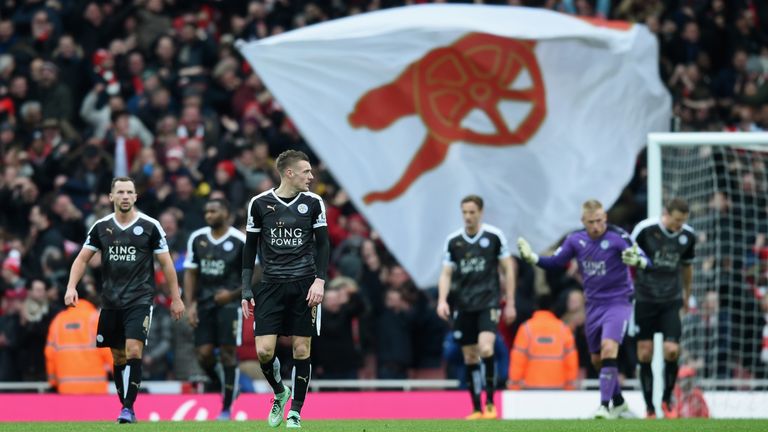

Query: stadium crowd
left=0, top=0, right=767, bottom=390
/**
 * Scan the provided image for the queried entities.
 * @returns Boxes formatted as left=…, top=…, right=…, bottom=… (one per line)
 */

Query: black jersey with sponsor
left=631, top=218, right=696, bottom=303
left=443, top=224, right=511, bottom=312
left=246, top=189, right=327, bottom=282
left=83, top=212, right=168, bottom=309
left=183, top=226, right=245, bottom=303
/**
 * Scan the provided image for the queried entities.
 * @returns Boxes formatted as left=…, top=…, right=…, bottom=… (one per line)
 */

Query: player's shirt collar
left=462, top=225, right=486, bottom=244
left=206, top=227, right=236, bottom=245
left=112, top=213, right=140, bottom=231
left=270, top=188, right=302, bottom=207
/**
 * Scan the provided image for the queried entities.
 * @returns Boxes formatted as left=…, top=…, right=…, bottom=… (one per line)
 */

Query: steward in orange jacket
left=508, top=303, right=578, bottom=390
left=45, top=299, right=112, bottom=394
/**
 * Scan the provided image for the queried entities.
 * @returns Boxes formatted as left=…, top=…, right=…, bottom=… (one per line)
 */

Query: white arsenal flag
left=238, top=5, right=670, bottom=287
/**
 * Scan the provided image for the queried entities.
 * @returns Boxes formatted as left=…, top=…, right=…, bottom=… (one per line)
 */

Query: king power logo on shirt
left=108, top=245, right=137, bottom=262
left=200, top=259, right=226, bottom=276
left=349, top=33, right=547, bottom=204
left=270, top=226, right=304, bottom=247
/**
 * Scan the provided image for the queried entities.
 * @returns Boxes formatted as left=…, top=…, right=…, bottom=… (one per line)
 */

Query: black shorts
left=254, top=277, right=317, bottom=337
left=635, top=299, right=682, bottom=342
left=97, top=304, right=154, bottom=348
left=452, top=307, right=500, bottom=346
left=195, top=303, right=242, bottom=347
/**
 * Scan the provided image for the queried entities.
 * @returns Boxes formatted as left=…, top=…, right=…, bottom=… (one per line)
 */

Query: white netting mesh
left=659, top=142, right=768, bottom=392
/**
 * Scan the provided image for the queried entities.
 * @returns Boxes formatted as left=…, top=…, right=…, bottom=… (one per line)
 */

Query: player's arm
left=228, top=243, right=246, bottom=300
left=157, top=251, right=184, bottom=320
left=307, top=198, right=329, bottom=308
left=682, top=263, right=693, bottom=312
left=182, top=233, right=200, bottom=325
left=537, top=238, right=576, bottom=268
left=66, top=222, right=103, bottom=306
left=182, top=268, right=198, bottom=305
left=437, top=264, right=453, bottom=321
left=242, top=198, right=262, bottom=317
left=681, top=232, right=696, bottom=312
left=496, top=232, right=517, bottom=323
left=437, top=236, right=455, bottom=321
left=241, top=231, right=259, bottom=317
left=64, top=246, right=96, bottom=307
left=500, top=256, right=517, bottom=324
left=183, top=269, right=199, bottom=326
left=308, top=225, right=329, bottom=307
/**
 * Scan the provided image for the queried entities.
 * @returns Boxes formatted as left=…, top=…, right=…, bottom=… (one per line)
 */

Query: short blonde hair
left=581, top=199, right=604, bottom=213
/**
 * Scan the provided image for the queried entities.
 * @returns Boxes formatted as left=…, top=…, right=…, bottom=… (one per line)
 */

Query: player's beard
left=210, top=220, right=224, bottom=230
left=117, top=203, right=133, bottom=213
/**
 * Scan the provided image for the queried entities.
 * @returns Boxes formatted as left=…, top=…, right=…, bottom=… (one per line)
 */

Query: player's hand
left=517, top=237, right=539, bottom=264
left=170, top=296, right=185, bottom=321
left=307, top=278, right=325, bottom=307
left=621, top=243, right=647, bottom=269
left=187, top=302, right=198, bottom=328
left=64, top=288, right=78, bottom=307
left=436, top=300, right=451, bottom=321
left=213, top=289, right=231, bottom=306
left=241, top=269, right=255, bottom=318
left=241, top=298, right=255, bottom=319
left=504, top=302, right=517, bottom=325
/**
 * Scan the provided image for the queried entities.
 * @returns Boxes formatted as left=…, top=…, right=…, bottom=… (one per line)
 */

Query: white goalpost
left=646, top=132, right=768, bottom=417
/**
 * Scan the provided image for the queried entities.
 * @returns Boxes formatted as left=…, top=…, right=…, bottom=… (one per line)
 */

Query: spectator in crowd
left=375, top=285, right=415, bottom=380
left=23, top=204, right=65, bottom=277
left=682, top=290, right=732, bottom=378
left=44, top=287, right=111, bottom=394
left=19, top=278, right=61, bottom=381
left=0, top=0, right=764, bottom=391
left=312, top=276, right=367, bottom=380
left=142, top=296, right=172, bottom=381
left=0, top=287, right=24, bottom=381
left=1, top=250, right=26, bottom=294
left=508, top=294, right=578, bottom=390
left=673, top=366, right=710, bottom=418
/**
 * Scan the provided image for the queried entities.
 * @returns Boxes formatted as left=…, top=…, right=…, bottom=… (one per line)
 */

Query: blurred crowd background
left=0, top=0, right=767, bottom=391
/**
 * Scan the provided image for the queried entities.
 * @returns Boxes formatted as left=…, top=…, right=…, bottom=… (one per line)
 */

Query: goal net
left=647, top=132, right=768, bottom=417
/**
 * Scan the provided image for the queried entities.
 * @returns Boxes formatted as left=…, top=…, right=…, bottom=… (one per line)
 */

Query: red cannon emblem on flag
left=349, top=33, right=547, bottom=204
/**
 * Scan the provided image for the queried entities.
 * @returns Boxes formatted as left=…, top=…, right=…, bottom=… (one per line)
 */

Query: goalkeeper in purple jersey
left=518, top=199, right=650, bottom=419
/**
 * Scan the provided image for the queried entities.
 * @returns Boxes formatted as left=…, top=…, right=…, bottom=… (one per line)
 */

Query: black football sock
left=113, top=363, right=126, bottom=405
left=639, top=361, right=654, bottom=412
left=260, top=355, right=285, bottom=395
left=482, top=356, right=496, bottom=407
left=123, top=358, right=142, bottom=410
left=201, top=359, right=222, bottom=392
left=222, top=365, right=238, bottom=411
left=663, top=360, right=679, bottom=404
left=466, top=363, right=483, bottom=412
left=289, top=358, right=311, bottom=414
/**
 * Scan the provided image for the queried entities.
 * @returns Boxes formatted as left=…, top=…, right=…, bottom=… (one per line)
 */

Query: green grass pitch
left=2, top=419, right=767, bottom=432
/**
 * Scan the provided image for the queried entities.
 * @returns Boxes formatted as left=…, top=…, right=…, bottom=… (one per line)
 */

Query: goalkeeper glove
left=241, top=269, right=254, bottom=302
left=621, top=244, right=648, bottom=269
left=517, top=237, right=539, bottom=264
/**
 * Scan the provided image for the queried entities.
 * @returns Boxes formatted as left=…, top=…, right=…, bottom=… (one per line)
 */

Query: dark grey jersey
left=83, top=212, right=168, bottom=309
left=631, top=218, right=696, bottom=303
left=443, top=224, right=511, bottom=312
left=183, top=226, right=245, bottom=304
left=246, top=189, right=327, bottom=282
